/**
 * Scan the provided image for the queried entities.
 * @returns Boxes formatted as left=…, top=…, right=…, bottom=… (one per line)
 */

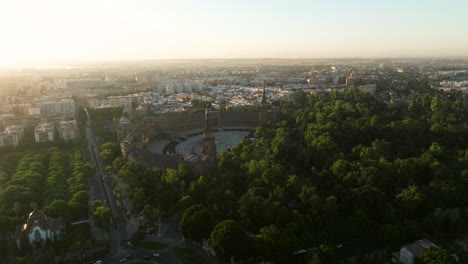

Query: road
left=85, top=109, right=131, bottom=261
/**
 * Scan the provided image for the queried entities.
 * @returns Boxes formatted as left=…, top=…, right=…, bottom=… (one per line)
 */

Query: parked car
left=119, top=258, right=128, bottom=263
left=153, top=252, right=160, bottom=258
left=292, top=249, right=307, bottom=255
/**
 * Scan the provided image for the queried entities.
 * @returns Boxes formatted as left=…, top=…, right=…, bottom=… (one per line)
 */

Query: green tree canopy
left=180, top=204, right=212, bottom=243
left=210, top=220, right=248, bottom=261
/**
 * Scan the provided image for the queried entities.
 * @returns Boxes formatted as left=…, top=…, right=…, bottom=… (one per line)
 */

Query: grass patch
left=135, top=241, right=168, bottom=250
left=173, top=247, right=208, bottom=264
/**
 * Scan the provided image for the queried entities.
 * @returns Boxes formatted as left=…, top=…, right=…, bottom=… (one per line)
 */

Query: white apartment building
left=63, top=79, right=107, bottom=90
left=58, top=120, right=79, bottom=141
left=87, top=95, right=133, bottom=109
left=34, top=122, right=55, bottom=143
left=39, top=99, right=76, bottom=118
left=28, top=106, right=41, bottom=116
left=0, top=125, right=24, bottom=148
left=165, top=84, right=175, bottom=95
left=106, top=96, right=133, bottom=109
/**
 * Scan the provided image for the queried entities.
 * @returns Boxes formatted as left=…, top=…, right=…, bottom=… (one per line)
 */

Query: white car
left=119, top=258, right=128, bottom=263
left=336, top=243, right=343, bottom=248
left=153, top=252, right=160, bottom=258
left=94, top=261, right=102, bottom=264
left=292, top=249, right=307, bottom=255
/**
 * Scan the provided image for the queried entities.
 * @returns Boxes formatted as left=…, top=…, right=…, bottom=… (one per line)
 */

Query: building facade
left=39, top=99, right=76, bottom=118
left=15, top=209, right=63, bottom=248
left=394, top=239, right=438, bottom=264
left=35, top=122, right=55, bottom=142
left=0, top=125, right=24, bottom=148
left=117, top=110, right=276, bottom=174
left=58, top=120, right=79, bottom=141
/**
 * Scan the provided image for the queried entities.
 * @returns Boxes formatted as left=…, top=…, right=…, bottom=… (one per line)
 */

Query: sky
left=0, top=0, right=467, bottom=65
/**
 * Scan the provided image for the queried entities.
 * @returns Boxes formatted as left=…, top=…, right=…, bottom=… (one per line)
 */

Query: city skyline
left=1, top=0, right=468, bottom=67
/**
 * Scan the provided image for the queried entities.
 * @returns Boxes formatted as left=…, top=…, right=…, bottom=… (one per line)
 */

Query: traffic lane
left=109, top=246, right=182, bottom=264
left=86, top=118, right=128, bottom=256
left=87, top=131, right=125, bottom=255
left=102, top=180, right=129, bottom=240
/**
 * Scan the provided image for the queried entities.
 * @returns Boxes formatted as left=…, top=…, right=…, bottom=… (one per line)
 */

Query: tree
left=43, top=199, right=69, bottom=219
left=210, top=220, right=248, bottom=261
left=307, top=245, right=339, bottom=264
left=180, top=204, right=212, bottom=243
left=141, top=204, right=157, bottom=227
left=113, top=157, right=126, bottom=170
left=292, top=90, right=307, bottom=106
left=396, top=185, right=426, bottom=218
left=259, top=225, right=289, bottom=254
left=100, top=142, right=120, bottom=163
left=420, top=247, right=455, bottom=264
left=91, top=199, right=105, bottom=210
left=93, top=206, right=111, bottom=228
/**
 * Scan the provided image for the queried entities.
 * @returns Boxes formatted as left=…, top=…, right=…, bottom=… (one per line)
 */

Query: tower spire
left=201, top=107, right=217, bottom=158
left=261, top=86, right=267, bottom=107
left=258, top=85, right=268, bottom=124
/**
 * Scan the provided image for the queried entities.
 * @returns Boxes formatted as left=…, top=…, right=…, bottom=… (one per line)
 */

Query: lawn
left=173, top=247, right=208, bottom=264
left=135, top=241, right=168, bottom=250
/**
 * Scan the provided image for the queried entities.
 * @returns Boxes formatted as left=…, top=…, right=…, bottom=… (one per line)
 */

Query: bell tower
left=201, top=107, right=217, bottom=158
left=258, top=86, right=268, bottom=124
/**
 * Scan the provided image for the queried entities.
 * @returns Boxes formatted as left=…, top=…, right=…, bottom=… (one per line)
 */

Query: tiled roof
left=15, top=209, right=63, bottom=239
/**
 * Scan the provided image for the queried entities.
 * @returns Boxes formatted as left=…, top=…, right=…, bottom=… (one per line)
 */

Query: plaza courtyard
left=175, top=131, right=250, bottom=155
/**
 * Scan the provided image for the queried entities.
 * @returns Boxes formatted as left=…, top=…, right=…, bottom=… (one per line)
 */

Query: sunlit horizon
left=1, top=0, right=468, bottom=68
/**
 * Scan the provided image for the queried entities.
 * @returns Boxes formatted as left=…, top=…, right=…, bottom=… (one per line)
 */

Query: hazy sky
left=0, top=0, right=467, bottom=65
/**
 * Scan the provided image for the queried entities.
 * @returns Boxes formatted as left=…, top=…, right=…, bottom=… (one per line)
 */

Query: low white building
left=0, top=125, right=24, bottom=148
left=393, top=239, right=438, bottom=264
left=35, top=122, right=55, bottom=142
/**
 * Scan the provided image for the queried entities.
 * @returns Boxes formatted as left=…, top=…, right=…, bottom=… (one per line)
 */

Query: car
left=153, top=252, right=160, bottom=258
left=119, top=258, right=128, bottom=263
left=336, top=243, right=343, bottom=248
left=94, top=261, right=102, bottom=264
left=292, top=249, right=307, bottom=255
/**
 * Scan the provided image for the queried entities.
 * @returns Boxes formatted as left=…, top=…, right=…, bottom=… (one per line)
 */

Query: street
left=85, top=110, right=131, bottom=261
